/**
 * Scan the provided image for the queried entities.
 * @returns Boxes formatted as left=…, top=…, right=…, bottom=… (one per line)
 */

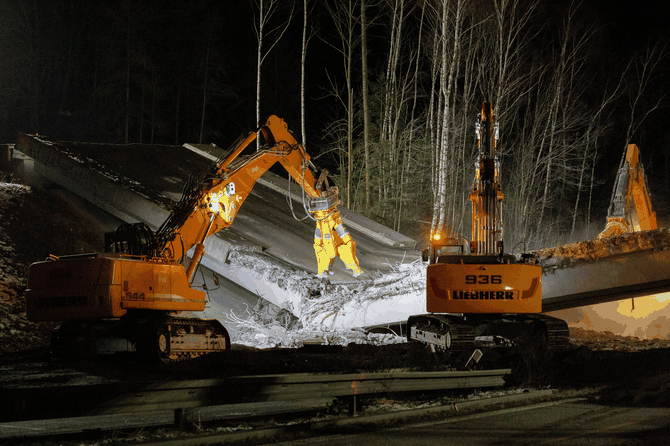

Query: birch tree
left=430, top=0, right=467, bottom=238
left=252, top=0, right=293, bottom=139
left=325, top=0, right=359, bottom=208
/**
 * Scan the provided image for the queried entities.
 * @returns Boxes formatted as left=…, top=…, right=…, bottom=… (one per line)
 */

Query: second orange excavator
left=408, top=103, right=569, bottom=353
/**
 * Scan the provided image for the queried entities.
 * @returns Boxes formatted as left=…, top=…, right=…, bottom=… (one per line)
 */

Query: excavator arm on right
left=598, top=144, right=657, bottom=239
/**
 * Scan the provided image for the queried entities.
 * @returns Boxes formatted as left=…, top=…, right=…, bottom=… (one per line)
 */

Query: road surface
left=276, top=399, right=670, bottom=446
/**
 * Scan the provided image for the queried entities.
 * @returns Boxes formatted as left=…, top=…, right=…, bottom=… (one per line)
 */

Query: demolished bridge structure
left=13, top=134, right=670, bottom=333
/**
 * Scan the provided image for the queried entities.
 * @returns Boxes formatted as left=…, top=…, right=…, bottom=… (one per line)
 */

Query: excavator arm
left=155, top=115, right=361, bottom=278
left=598, top=144, right=657, bottom=239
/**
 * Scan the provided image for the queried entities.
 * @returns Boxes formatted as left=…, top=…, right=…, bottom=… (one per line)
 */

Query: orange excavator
left=408, top=103, right=569, bottom=352
left=25, top=116, right=362, bottom=361
left=598, top=143, right=657, bottom=312
left=598, top=143, right=657, bottom=239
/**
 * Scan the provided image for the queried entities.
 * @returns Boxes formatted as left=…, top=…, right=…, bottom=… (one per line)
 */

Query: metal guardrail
left=2, top=369, right=509, bottom=424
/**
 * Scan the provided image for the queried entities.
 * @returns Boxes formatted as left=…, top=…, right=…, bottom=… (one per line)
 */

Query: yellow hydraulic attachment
left=598, top=144, right=657, bottom=239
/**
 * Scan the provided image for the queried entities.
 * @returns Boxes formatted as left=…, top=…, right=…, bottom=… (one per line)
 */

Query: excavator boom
left=154, top=115, right=361, bottom=277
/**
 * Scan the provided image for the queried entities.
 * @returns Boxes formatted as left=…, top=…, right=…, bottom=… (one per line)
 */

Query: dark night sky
left=1, top=0, right=669, bottom=228
left=3, top=1, right=668, bottom=146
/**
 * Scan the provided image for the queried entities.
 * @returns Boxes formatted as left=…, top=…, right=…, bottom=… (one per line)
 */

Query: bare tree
left=360, top=0, right=371, bottom=209
left=570, top=78, right=623, bottom=238
left=325, top=0, right=360, bottom=208
left=529, top=3, right=594, bottom=239
left=395, top=1, right=427, bottom=232
left=430, top=0, right=467, bottom=238
left=300, top=0, right=318, bottom=147
left=623, top=42, right=666, bottom=146
left=252, top=0, right=293, bottom=140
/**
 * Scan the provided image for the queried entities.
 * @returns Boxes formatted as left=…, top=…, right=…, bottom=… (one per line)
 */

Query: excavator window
left=435, top=243, right=464, bottom=263
left=436, top=245, right=463, bottom=257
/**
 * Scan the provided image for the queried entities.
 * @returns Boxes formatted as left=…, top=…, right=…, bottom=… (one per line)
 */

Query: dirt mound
left=0, top=170, right=108, bottom=355
left=569, top=327, right=670, bottom=351
left=0, top=181, right=50, bottom=353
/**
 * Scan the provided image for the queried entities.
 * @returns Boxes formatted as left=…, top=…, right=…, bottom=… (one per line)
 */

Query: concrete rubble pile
left=570, top=327, right=670, bottom=352
left=534, top=228, right=670, bottom=269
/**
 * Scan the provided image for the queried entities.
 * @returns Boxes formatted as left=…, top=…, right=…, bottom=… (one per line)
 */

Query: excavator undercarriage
left=50, top=313, right=230, bottom=363
left=408, top=313, right=569, bottom=352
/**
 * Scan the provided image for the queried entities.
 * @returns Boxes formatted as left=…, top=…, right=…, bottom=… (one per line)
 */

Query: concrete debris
left=569, top=327, right=670, bottom=351
left=533, top=228, right=670, bottom=271
left=227, top=251, right=426, bottom=330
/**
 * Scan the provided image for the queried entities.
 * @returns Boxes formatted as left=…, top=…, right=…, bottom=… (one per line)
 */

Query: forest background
left=0, top=0, right=668, bottom=251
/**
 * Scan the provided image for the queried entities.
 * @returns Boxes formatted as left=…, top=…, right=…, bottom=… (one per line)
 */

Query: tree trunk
left=256, top=0, right=264, bottom=141
left=301, top=0, right=309, bottom=147
left=361, top=0, right=370, bottom=209
left=199, top=46, right=209, bottom=144
left=432, top=0, right=464, bottom=237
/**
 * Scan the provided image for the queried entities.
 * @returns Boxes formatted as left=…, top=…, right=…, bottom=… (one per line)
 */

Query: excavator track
left=50, top=313, right=230, bottom=363
left=408, top=314, right=476, bottom=352
left=529, top=314, right=570, bottom=350
left=469, top=313, right=570, bottom=350
left=137, top=316, right=230, bottom=363
left=408, top=313, right=569, bottom=354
